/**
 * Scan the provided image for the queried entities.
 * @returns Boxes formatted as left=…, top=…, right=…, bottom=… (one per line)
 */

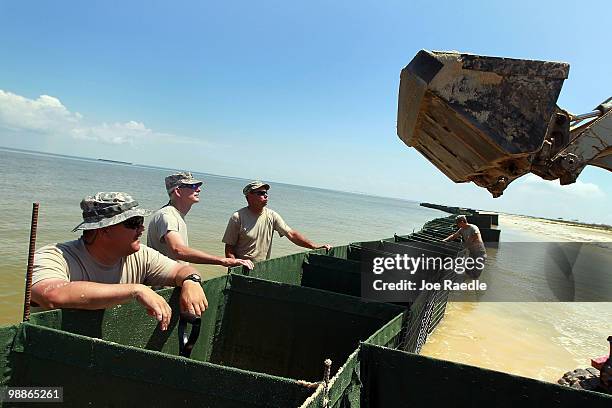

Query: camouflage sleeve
left=141, top=246, right=178, bottom=287
left=32, top=245, right=70, bottom=286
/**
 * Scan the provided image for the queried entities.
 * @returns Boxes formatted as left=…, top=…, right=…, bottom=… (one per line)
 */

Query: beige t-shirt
left=32, top=239, right=177, bottom=287
left=147, top=205, right=189, bottom=262
left=222, top=207, right=292, bottom=262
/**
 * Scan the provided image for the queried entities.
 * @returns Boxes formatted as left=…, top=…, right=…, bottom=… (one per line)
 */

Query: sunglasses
left=179, top=183, right=202, bottom=190
left=122, top=216, right=144, bottom=230
left=251, top=191, right=268, bottom=197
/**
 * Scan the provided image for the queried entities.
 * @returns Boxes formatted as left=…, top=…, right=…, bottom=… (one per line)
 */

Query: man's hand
left=226, top=258, right=254, bottom=270
left=133, top=285, right=173, bottom=331
left=180, top=280, right=209, bottom=318
left=317, top=244, right=332, bottom=251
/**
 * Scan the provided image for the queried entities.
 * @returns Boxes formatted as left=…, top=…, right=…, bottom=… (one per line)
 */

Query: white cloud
left=0, top=90, right=80, bottom=132
left=518, top=174, right=605, bottom=199
left=0, top=89, right=205, bottom=146
left=71, top=121, right=152, bottom=145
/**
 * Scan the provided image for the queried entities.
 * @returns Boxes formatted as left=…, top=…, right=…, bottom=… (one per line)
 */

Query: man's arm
left=170, top=263, right=209, bottom=317
left=225, top=244, right=237, bottom=259
left=286, top=230, right=331, bottom=251
left=32, top=279, right=173, bottom=330
left=165, top=232, right=253, bottom=269
left=442, top=230, right=461, bottom=242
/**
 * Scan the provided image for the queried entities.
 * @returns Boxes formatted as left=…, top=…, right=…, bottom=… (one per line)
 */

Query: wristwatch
left=182, top=274, right=202, bottom=285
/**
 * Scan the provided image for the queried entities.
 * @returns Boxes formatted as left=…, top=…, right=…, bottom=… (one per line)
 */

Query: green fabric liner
left=26, top=275, right=231, bottom=362
left=302, top=313, right=406, bottom=408
left=209, top=275, right=405, bottom=381
left=301, top=255, right=361, bottom=297
left=351, top=240, right=457, bottom=261
left=0, top=325, right=18, bottom=387
left=360, top=343, right=612, bottom=407
left=228, top=246, right=350, bottom=284
left=382, top=239, right=458, bottom=257
left=7, top=323, right=313, bottom=407
left=2, top=274, right=407, bottom=407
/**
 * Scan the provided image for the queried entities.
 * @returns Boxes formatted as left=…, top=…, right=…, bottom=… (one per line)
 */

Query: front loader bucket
left=397, top=50, right=569, bottom=196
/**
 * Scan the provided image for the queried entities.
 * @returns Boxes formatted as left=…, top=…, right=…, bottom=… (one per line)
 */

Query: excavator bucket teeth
left=397, top=50, right=569, bottom=196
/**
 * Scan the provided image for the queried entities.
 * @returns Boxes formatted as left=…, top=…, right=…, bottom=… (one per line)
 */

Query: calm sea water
left=1, top=148, right=610, bottom=383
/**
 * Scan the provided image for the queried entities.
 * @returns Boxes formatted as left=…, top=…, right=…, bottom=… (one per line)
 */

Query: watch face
left=186, top=274, right=201, bottom=283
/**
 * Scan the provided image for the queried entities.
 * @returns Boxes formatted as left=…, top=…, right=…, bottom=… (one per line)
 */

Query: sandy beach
left=500, top=213, right=612, bottom=244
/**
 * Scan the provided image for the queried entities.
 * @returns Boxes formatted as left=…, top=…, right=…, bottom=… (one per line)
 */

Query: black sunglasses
left=251, top=191, right=268, bottom=196
left=122, top=216, right=144, bottom=230
left=179, top=183, right=202, bottom=190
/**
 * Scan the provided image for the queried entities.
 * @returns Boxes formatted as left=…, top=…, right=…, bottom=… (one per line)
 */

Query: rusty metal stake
left=322, top=358, right=332, bottom=408
left=23, top=202, right=40, bottom=322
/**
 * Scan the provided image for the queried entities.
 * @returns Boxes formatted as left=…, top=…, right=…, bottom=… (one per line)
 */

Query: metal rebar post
left=23, top=202, right=40, bottom=322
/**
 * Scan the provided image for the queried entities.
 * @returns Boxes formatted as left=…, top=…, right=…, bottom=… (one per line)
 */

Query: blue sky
left=1, top=1, right=611, bottom=223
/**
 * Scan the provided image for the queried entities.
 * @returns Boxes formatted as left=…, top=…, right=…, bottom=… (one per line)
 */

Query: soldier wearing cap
left=222, top=181, right=331, bottom=262
left=147, top=172, right=253, bottom=270
left=32, top=192, right=209, bottom=331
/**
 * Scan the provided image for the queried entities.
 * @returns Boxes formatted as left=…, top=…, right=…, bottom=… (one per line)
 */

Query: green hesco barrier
left=302, top=312, right=406, bottom=408
left=2, top=274, right=406, bottom=407
left=0, top=325, right=18, bottom=388
left=353, top=239, right=458, bottom=258
left=230, top=246, right=350, bottom=285
left=302, top=255, right=361, bottom=298
left=233, top=244, right=453, bottom=355
left=5, top=323, right=313, bottom=408
left=208, top=275, right=405, bottom=381
left=26, top=275, right=230, bottom=361
left=360, top=344, right=612, bottom=407
left=346, top=242, right=453, bottom=353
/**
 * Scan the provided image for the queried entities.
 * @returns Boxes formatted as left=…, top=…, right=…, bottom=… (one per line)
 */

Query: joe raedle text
left=372, top=279, right=487, bottom=292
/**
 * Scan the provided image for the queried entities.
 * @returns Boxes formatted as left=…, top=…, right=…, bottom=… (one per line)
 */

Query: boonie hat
left=72, top=192, right=152, bottom=232
left=165, top=172, right=203, bottom=194
left=243, top=180, right=270, bottom=196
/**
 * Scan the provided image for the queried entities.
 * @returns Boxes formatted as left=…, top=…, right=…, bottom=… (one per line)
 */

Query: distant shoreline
left=497, top=212, right=612, bottom=232
left=97, top=158, right=133, bottom=165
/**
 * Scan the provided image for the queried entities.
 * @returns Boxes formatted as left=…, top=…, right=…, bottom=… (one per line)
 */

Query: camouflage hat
left=165, top=172, right=203, bottom=194
left=243, top=180, right=270, bottom=196
left=72, top=192, right=152, bottom=232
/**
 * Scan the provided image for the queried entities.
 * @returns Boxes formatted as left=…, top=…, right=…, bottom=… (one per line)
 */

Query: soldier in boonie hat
left=32, top=191, right=210, bottom=332
left=72, top=192, right=152, bottom=232
left=165, top=172, right=203, bottom=195
left=242, top=180, right=270, bottom=196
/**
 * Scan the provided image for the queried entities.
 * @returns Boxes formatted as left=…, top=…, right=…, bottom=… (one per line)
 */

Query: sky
left=1, top=0, right=610, bottom=224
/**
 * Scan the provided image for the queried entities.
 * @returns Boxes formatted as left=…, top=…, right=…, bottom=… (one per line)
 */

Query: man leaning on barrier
left=147, top=172, right=253, bottom=270
left=31, top=192, right=208, bottom=331
left=442, top=215, right=487, bottom=278
left=222, top=181, right=331, bottom=262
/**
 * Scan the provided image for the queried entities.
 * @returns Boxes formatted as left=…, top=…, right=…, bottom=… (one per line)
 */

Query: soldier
left=147, top=172, right=253, bottom=270
left=222, top=181, right=331, bottom=262
left=443, top=215, right=487, bottom=278
left=32, top=192, right=208, bottom=331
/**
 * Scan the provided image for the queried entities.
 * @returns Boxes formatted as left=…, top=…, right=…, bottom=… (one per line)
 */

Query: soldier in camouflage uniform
left=32, top=192, right=208, bottom=331
left=147, top=172, right=253, bottom=270
left=222, top=181, right=331, bottom=262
